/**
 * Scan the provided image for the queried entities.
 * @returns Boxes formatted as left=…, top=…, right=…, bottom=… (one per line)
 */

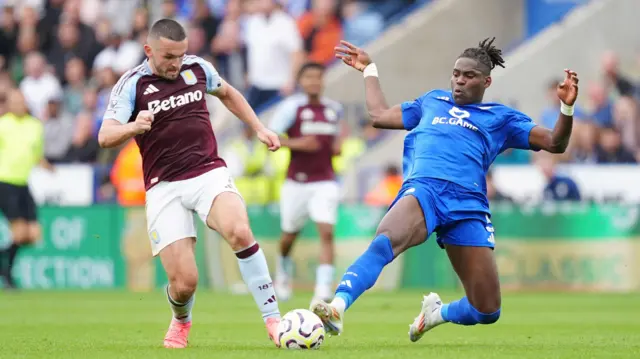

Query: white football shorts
left=145, top=167, right=241, bottom=256
left=279, top=179, right=340, bottom=233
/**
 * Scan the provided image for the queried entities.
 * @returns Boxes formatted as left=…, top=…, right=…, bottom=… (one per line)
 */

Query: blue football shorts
left=389, top=178, right=495, bottom=249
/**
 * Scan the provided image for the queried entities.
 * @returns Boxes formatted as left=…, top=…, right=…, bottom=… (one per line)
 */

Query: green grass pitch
left=1, top=290, right=639, bottom=358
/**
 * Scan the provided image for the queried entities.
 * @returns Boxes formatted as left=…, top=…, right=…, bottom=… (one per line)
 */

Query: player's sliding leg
left=275, top=231, right=297, bottom=302
left=313, top=222, right=335, bottom=302
left=206, top=192, right=281, bottom=346
left=409, top=243, right=501, bottom=342
left=311, top=196, right=427, bottom=335
left=159, top=238, right=198, bottom=349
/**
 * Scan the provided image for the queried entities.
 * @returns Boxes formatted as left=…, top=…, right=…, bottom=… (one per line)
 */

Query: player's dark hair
left=459, top=37, right=505, bottom=75
left=149, top=18, right=186, bottom=41
left=297, top=62, right=325, bottom=79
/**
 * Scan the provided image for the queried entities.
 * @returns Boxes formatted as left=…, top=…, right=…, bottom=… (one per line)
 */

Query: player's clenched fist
left=257, top=128, right=281, bottom=152
left=133, top=110, right=154, bottom=134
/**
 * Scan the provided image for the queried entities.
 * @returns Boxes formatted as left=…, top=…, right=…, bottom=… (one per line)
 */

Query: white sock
left=236, top=242, right=281, bottom=322
left=331, top=296, right=346, bottom=314
left=314, top=264, right=335, bottom=296
left=277, top=255, right=293, bottom=281
left=166, top=285, right=195, bottom=323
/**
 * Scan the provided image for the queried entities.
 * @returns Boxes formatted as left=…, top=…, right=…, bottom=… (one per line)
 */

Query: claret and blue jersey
left=393, top=89, right=538, bottom=248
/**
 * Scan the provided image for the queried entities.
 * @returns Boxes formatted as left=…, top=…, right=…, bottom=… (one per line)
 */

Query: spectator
left=9, top=24, right=38, bottom=83
left=486, top=170, right=513, bottom=202
left=193, top=0, right=220, bottom=44
left=110, top=139, right=145, bottom=206
left=210, top=0, right=245, bottom=90
left=0, top=5, right=17, bottom=69
left=131, top=7, right=150, bottom=41
left=365, top=164, right=402, bottom=206
left=187, top=24, right=209, bottom=58
left=42, top=96, right=75, bottom=163
left=63, top=57, right=86, bottom=116
left=92, top=31, right=143, bottom=76
left=62, top=111, right=99, bottom=163
left=19, top=51, right=62, bottom=119
left=594, top=127, right=637, bottom=164
left=243, top=0, right=304, bottom=109
left=297, top=0, right=342, bottom=65
left=341, top=0, right=383, bottom=47
left=59, top=0, right=98, bottom=61
left=538, top=155, right=581, bottom=202
left=47, top=20, right=93, bottom=81
left=601, top=50, right=636, bottom=98
left=38, top=0, right=65, bottom=52
left=540, top=78, right=587, bottom=129
left=587, top=82, right=615, bottom=129
left=565, top=121, right=597, bottom=163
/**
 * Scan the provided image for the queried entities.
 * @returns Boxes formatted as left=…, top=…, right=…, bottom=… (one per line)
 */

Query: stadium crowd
left=0, top=0, right=637, bottom=206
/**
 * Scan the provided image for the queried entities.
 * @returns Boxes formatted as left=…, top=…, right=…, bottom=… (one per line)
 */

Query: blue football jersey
left=401, top=89, right=537, bottom=194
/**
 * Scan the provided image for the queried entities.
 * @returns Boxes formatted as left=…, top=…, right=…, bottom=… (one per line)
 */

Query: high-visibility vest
left=229, top=138, right=269, bottom=176
left=332, top=138, right=365, bottom=175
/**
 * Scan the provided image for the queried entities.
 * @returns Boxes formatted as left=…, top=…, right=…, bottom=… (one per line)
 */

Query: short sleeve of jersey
left=504, top=110, right=538, bottom=150
left=401, top=95, right=425, bottom=131
left=103, top=73, right=138, bottom=125
left=192, top=57, right=223, bottom=94
left=269, top=95, right=302, bottom=134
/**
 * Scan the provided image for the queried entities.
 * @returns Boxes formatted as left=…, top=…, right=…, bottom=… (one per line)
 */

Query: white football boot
left=408, top=292, right=446, bottom=342
left=309, top=298, right=344, bottom=336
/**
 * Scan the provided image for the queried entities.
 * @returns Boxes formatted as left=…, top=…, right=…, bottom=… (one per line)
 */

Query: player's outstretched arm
left=335, top=41, right=405, bottom=130
left=98, top=112, right=153, bottom=148
left=213, top=79, right=281, bottom=151
left=529, top=69, right=579, bottom=153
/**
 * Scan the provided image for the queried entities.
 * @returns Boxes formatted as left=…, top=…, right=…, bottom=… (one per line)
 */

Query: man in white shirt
left=243, top=0, right=304, bottom=110
left=19, top=52, right=62, bottom=119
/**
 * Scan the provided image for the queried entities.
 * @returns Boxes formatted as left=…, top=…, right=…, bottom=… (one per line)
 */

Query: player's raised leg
left=409, top=220, right=501, bottom=342
left=311, top=195, right=427, bottom=335
left=205, top=191, right=281, bottom=346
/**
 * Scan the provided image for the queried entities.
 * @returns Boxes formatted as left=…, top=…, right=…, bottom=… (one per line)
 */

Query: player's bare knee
left=171, top=273, right=198, bottom=298
left=227, top=223, right=254, bottom=251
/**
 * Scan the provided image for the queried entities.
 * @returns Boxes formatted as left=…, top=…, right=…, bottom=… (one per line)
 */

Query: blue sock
left=441, top=296, right=501, bottom=325
left=334, top=234, right=395, bottom=311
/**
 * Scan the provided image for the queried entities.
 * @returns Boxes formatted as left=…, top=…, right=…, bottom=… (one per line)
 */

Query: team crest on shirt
left=324, top=108, right=338, bottom=122
left=300, top=108, right=315, bottom=121
left=180, top=69, right=197, bottom=85
left=449, top=106, right=470, bottom=120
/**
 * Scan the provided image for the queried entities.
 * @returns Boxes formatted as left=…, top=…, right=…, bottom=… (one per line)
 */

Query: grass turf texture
left=1, top=291, right=639, bottom=359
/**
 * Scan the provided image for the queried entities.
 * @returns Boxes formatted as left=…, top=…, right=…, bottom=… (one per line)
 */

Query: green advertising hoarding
left=1, top=203, right=638, bottom=292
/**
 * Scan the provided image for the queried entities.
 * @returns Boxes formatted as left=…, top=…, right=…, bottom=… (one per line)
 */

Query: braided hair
left=459, top=37, right=505, bottom=75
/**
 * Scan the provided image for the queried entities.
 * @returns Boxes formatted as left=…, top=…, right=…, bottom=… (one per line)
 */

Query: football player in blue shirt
left=310, top=38, right=579, bottom=341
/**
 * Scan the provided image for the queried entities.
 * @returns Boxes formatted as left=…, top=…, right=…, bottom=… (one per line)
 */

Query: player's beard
left=162, top=68, right=180, bottom=80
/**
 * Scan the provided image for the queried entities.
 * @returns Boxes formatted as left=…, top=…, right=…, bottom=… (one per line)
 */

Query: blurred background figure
left=485, top=170, right=512, bottom=203
left=537, top=155, right=581, bottom=202
left=365, top=164, right=402, bottom=206
left=0, top=89, right=49, bottom=290
left=243, top=0, right=304, bottom=109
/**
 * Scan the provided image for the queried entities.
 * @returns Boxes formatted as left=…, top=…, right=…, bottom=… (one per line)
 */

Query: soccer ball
left=277, top=309, right=325, bottom=349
